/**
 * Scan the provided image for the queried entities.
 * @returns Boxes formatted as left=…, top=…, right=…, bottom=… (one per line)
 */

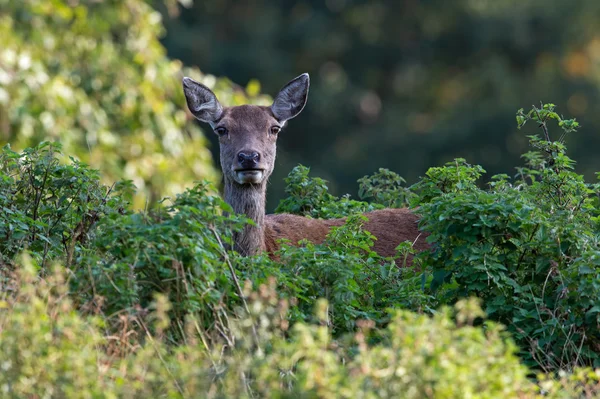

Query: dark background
left=158, top=0, right=600, bottom=210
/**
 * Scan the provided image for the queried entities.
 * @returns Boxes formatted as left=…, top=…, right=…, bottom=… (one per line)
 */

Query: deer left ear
left=271, top=73, right=310, bottom=122
left=182, top=77, right=223, bottom=124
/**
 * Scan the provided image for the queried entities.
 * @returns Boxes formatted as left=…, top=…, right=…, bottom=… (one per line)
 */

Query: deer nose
left=237, top=151, right=260, bottom=168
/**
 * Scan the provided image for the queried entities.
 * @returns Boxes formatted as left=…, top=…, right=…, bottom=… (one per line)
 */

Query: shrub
left=0, top=142, right=424, bottom=343
left=357, top=167, right=417, bottom=208
left=0, top=260, right=543, bottom=399
left=0, top=142, right=130, bottom=267
left=0, top=258, right=110, bottom=397
left=2, top=104, right=600, bottom=395
left=275, top=164, right=382, bottom=218
left=416, top=104, right=600, bottom=370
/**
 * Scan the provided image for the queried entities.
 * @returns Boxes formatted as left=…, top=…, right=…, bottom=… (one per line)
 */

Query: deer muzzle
left=235, top=169, right=265, bottom=184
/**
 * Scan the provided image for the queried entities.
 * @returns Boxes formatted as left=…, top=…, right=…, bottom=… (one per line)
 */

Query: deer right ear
left=182, top=77, right=223, bottom=124
left=271, top=73, right=310, bottom=122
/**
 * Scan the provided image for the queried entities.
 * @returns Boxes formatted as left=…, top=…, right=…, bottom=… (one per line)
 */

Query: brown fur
left=182, top=74, right=430, bottom=266
left=264, top=209, right=429, bottom=266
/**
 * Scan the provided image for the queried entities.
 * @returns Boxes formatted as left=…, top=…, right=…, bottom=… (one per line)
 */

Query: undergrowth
left=415, top=104, right=600, bottom=371
left=1, top=104, right=600, bottom=397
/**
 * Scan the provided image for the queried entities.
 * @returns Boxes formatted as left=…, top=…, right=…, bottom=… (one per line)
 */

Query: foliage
left=416, top=104, right=600, bottom=371
left=0, top=143, right=426, bottom=344
left=82, top=181, right=252, bottom=327
left=410, top=158, right=486, bottom=204
left=0, top=262, right=549, bottom=398
left=358, top=167, right=416, bottom=208
left=0, top=0, right=270, bottom=208
left=274, top=214, right=431, bottom=333
left=272, top=166, right=431, bottom=333
left=4, top=261, right=600, bottom=398
left=0, top=260, right=111, bottom=398
left=2, top=104, right=600, bottom=395
left=0, top=142, right=130, bottom=267
left=0, top=141, right=247, bottom=341
left=275, top=164, right=382, bottom=218
left=4, top=0, right=600, bottom=396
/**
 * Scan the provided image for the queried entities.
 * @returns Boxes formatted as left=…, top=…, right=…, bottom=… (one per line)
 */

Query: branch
left=210, top=226, right=262, bottom=352
left=533, top=106, right=551, bottom=143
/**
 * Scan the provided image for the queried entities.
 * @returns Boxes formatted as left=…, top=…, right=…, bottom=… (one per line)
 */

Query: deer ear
left=182, top=77, right=223, bottom=124
left=271, top=73, right=310, bottom=122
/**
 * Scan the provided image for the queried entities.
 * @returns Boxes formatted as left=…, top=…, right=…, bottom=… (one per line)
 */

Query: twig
left=30, top=154, right=52, bottom=242
left=139, top=320, right=186, bottom=396
left=534, top=105, right=552, bottom=143
left=210, top=227, right=262, bottom=352
left=573, top=332, right=586, bottom=369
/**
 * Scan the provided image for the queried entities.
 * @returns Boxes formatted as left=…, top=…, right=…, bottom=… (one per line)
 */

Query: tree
left=0, top=0, right=269, bottom=207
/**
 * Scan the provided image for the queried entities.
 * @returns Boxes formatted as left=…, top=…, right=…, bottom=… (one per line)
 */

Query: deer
left=182, top=73, right=429, bottom=266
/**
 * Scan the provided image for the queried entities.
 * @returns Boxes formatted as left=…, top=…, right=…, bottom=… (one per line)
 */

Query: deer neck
left=223, top=179, right=267, bottom=256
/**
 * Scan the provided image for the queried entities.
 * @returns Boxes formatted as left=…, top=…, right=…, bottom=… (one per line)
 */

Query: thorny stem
left=210, top=226, right=262, bottom=353
left=30, top=153, right=52, bottom=242
left=139, top=321, right=185, bottom=396
left=533, top=106, right=552, bottom=143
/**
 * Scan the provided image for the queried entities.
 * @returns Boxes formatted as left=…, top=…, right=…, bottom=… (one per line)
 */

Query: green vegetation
left=416, top=105, right=600, bottom=371
left=1, top=105, right=600, bottom=397
left=0, top=0, right=269, bottom=208
left=3, top=1, right=600, bottom=397
left=0, top=267, right=540, bottom=398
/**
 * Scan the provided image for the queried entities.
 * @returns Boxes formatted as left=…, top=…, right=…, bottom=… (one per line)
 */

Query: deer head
left=183, top=73, right=310, bottom=255
left=182, top=74, right=309, bottom=188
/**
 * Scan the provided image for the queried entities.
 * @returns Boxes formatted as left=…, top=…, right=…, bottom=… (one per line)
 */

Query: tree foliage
left=0, top=0, right=270, bottom=208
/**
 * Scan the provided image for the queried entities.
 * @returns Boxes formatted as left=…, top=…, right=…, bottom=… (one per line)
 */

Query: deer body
left=264, top=210, right=427, bottom=262
left=183, top=74, right=428, bottom=265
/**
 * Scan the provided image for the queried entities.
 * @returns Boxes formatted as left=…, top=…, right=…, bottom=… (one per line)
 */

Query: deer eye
left=270, top=126, right=281, bottom=135
left=214, top=127, right=228, bottom=136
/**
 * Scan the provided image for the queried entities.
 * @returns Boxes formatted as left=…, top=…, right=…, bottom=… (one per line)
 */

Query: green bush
left=3, top=260, right=600, bottom=398
left=275, top=164, right=383, bottom=218
left=0, top=142, right=130, bottom=267
left=416, top=104, right=600, bottom=370
left=2, top=104, right=600, bottom=396
left=0, top=261, right=542, bottom=398
left=0, top=142, right=425, bottom=342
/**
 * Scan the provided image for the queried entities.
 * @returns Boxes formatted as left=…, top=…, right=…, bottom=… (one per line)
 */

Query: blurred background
left=2, top=0, right=600, bottom=210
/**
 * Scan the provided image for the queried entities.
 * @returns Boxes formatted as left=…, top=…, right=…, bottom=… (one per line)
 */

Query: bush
left=0, top=142, right=427, bottom=342
left=0, top=142, right=130, bottom=267
left=0, top=261, right=541, bottom=398
left=4, top=260, right=600, bottom=398
left=275, top=164, right=383, bottom=218
left=416, top=104, right=600, bottom=370
left=2, top=104, right=600, bottom=395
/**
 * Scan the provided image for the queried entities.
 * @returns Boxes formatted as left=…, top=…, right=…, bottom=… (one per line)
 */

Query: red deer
left=182, top=74, right=429, bottom=265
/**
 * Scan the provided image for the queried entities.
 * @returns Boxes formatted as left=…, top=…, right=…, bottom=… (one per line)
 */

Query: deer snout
left=237, top=151, right=260, bottom=169
left=234, top=151, right=264, bottom=184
